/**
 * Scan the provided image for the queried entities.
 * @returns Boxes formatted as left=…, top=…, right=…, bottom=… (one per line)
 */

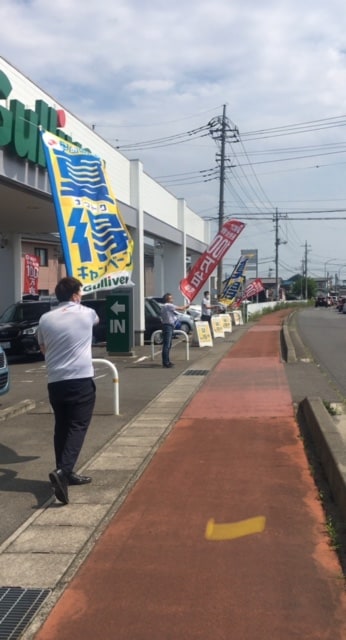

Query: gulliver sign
left=0, top=69, right=87, bottom=168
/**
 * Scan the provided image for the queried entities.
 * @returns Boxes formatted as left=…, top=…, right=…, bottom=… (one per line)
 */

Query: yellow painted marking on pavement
left=205, top=516, right=266, bottom=541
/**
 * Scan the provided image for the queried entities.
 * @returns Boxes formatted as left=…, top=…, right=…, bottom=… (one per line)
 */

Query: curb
left=282, top=315, right=346, bottom=527
left=298, top=397, right=346, bottom=526
left=281, top=316, right=297, bottom=363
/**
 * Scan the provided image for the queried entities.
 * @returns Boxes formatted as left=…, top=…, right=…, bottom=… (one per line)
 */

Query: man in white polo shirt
left=37, top=277, right=99, bottom=505
left=160, top=293, right=189, bottom=368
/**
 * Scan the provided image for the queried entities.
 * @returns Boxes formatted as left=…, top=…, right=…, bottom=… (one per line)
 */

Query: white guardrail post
left=151, top=330, right=189, bottom=361
left=92, top=358, right=119, bottom=415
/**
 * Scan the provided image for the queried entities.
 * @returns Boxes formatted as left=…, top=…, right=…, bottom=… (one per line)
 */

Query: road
left=295, top=305, right=346, bottom=398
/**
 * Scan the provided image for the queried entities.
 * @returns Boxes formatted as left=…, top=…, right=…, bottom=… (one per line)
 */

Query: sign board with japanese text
left=231, top=310, right=243, bottom=325
left=221, top=313, right=232, bottom=333
left=211, top=315, right=225, bottom=338
left=23, top=254, right=40, bottom=295
left=236, top=278, right=264, bottom=306
left=179, top=220, right=245, bottom=303
left=219, top=254, right=250, bottom=305
left=40, top=130, right=134, bottom=295
left=193, top=321, right=213, bottom=347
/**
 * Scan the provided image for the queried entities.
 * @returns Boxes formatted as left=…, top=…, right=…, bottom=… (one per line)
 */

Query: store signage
left=0, top=69, right=87, bottom=168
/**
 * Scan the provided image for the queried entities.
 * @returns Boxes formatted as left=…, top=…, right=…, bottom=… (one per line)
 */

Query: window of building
left=34, top=247, right=48, bottom=267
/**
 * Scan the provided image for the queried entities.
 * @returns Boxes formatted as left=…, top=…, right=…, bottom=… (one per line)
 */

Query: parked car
left=82, top=297, right=164, bottom=344
left=0, top=296, right=191, bottom=355
left=0, top=345, right=10, bottom=395
left=145, top=297, right=194, bottom=335
left=144, top=299, right=164, bottom=343
left=82, top=297, right=165, bottom=345
left=0, top=300, right=58, bottom=356
left=336, top=297, right=346, bottom=312
left=315, top=295, right=328, bottom=308
left=80, top=299, right=108, bottom=344
left=186, top=304, right=201, bottom=321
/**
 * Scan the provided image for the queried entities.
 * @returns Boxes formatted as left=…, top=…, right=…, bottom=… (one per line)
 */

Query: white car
left=187, top=305, right=201, bottom=321
left=145, top=297, right=194, bottom=334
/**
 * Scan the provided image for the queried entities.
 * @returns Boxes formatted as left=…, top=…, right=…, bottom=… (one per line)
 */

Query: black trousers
left=201, top=314, right=212, bottom=327
left=48, top=378, right=96, bottom=475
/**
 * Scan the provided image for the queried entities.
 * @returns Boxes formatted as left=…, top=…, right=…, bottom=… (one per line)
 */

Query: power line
left=240, top=115, right=346, bottom=139
left=115, top=125, right=210, bottom=150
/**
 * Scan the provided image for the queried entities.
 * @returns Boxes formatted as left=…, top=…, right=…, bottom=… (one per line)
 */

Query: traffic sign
left=106, top=292, right=133, bottom=353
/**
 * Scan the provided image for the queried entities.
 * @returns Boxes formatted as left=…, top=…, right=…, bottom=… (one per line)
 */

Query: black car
left=0, top=346, right=10, bottom=394
left=80, top=299, right=108, bottom=344
left=315, top=295, right=328, bottom=308
left=144, top=298, right=163, bottom=343
left=0, top=300, right=57, bottom=356
left=82, top=298, right=163, bottom=344
left=0, top=297, right=165, bottom=355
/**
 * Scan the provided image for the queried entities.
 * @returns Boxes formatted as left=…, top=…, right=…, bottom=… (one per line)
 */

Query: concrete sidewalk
left=20, top=309, right=346, bottom=640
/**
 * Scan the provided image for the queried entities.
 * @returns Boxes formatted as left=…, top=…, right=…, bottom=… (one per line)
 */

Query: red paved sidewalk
left=35, top=310, right=346, bottom=640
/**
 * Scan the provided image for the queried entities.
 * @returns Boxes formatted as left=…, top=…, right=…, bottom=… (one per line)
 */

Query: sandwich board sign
left=193, top=321, right=213, bottom=347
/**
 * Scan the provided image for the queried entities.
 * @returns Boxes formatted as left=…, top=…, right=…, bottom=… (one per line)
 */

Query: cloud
left=2, top=0, right=346, bottom=277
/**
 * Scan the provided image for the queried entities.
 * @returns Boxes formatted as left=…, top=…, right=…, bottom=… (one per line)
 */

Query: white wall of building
left=0, top=57, right=211, bottom=344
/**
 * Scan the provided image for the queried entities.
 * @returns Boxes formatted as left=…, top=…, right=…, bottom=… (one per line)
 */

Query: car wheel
left=179, top=322, right=191, bottom=334
left=153, top=331, right=163, bottom=345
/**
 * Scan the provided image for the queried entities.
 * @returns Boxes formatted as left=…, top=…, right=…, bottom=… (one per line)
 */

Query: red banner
left=23, top=254, right=40, bottom=295
left=236, top=278, right=264, bottom=306
left=179, top=219, right=245, bottom=302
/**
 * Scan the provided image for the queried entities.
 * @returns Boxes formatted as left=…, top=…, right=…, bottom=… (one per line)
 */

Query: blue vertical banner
left=40, top=130, right=134, bottom=294
left=219, top=254, right=251, bottom=305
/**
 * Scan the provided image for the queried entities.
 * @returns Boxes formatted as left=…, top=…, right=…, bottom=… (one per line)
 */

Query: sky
left=2, top=0, right=346, bottom=282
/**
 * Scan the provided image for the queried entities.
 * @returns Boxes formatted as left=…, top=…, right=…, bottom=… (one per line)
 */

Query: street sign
left=106, top=292, right=133, bottom=353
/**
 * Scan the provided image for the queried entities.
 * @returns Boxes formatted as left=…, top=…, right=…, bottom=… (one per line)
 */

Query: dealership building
left=0, top=57, right=210, bottom=344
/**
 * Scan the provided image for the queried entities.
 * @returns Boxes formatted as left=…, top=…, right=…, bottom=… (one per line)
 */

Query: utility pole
left=274, top=209, right=287, bottom=300
left=208, top=106, right=238, bottom=296
left=303, top=241, right=311, bottom=299
left=216, top=104, right=227, bottom=296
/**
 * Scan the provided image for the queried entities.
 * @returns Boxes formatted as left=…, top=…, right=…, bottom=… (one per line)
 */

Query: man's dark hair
left=204, top=291, right=209, bottom=296
left=55, top=277, right=82, bottom=302
left=163, top=293, right=172, bottom=303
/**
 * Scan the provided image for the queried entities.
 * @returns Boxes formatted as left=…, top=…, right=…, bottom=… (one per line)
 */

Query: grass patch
left=323, top=401, right=338, bottom=416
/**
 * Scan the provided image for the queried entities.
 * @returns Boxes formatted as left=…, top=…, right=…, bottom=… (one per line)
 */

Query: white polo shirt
left=37, top=302, right=99, bottom=383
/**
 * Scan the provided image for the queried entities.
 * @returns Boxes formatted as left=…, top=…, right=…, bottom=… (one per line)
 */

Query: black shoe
left=68, top=472, right=92, bottom=485
left=49, top=469, right=69, bottom=505
left=163, top=363, right=173, bottom=368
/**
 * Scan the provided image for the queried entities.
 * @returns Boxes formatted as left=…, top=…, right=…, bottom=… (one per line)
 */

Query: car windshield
left=0, top=304, right=17, bottom=322
left=148, top=299, right=162, bottom=314
left=0, top=303, right=51, bottom=323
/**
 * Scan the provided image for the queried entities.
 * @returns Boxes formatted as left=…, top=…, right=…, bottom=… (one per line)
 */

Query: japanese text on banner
left=179, top=219, right=245, bottom=302
left=40, top=130, right=134, bottom=294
